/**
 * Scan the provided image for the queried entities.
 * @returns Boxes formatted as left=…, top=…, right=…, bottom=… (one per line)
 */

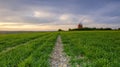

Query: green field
left=0, top=31, right=120, bottom=67
left=61, top=31, right=120, bottom=67
left=0, top=32, right=58, bottom=67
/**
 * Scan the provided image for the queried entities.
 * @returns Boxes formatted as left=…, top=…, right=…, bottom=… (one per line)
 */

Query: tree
left=58, top=29, right=63, bottom=31
left=118, top=28, right=120, bottom=30
left=68, top=28, right=72, bottom=31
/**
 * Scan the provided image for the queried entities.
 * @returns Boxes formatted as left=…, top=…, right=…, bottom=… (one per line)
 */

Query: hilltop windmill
left=78, top=23, right=83, bottom=29
left=78, top=18, right=85, bottom=29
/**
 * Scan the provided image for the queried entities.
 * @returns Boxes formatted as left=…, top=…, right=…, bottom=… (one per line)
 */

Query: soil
left=50, top=35, right=70, bottom=67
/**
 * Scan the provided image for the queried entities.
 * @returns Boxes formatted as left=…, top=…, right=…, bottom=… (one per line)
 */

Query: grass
left=0, top=32, right=48, bottom=52
left=61, top=31, right=120, bottom=67
left=0, top=32, right=57, bottom=67
left=18, top=33, right=57, bottom=67
left=0, top=31, right=120, bottom=67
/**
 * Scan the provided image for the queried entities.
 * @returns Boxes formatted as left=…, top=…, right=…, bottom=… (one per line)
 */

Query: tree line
left=58, top=27, right=120, bottom=31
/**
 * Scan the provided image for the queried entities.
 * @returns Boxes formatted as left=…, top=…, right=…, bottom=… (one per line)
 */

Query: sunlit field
left=0, top=31, right=120, bottom=67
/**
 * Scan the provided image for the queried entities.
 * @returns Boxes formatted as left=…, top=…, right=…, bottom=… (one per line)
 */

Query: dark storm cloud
left=0, top=0, right=120, bottom=29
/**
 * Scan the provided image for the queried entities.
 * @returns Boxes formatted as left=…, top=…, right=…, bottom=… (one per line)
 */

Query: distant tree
left=92, top=27, right=97, bottom=30
left=68, top=28, right=72, bottom=31
left=99, top=28, right=104, bottom=30
left=68, top=27, right=113, bottom=31
left=118, top=28, right=120, bottom=30
left=58, top=29, right=63, bottom=31
left=104, top=28, right=112, bottom=30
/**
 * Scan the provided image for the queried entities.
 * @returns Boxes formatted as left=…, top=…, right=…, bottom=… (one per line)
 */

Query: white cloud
left=59, top=14, right=71, bottom=21
left=34, top=11, right=53, bottom=18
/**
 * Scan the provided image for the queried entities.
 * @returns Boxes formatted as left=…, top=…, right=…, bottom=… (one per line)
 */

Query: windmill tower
left=78, top=23, right=83, bottom=29
left=78, top=18, right=84, bottom=29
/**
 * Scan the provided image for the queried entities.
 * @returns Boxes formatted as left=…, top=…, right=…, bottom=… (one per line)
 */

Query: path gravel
left=50, top=35, right=70, bottom=67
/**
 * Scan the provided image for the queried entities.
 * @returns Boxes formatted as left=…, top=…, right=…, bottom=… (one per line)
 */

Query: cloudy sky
left=0, top=0, right=120, bottom=31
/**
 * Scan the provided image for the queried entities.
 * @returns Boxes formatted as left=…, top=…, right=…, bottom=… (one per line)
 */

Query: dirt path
left=50, top=35, right=70, bottom=67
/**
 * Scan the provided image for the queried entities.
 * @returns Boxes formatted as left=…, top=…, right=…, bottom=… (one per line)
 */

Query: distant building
left=78, top=23, right=83, bottom=29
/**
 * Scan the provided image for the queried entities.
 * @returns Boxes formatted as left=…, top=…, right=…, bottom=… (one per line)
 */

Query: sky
left=0, top=0, right=120, bottom=31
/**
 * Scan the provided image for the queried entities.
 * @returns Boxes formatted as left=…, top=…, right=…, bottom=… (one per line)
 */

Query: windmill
left=78, top=17, right=85, bottom=29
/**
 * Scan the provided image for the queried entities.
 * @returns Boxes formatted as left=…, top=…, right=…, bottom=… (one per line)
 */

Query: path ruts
left=50, top=35, right=70, bottom=67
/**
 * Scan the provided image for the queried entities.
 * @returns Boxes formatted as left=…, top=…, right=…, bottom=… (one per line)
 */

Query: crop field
left=0, top=31, right=120, bottom=67
left=61, top=31, right=120, bottom=67
left=0, top=32, right=58, bottom=67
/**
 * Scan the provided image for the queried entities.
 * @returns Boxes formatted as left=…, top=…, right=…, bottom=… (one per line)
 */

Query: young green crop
left=1, top=31, right=119, bottom=67
left=61, top=31, right=120, bottom=67
left=18, top=33, right=57, bottom=67
left=0, top=33, right=56, bottom=67
left=0, top=32, right=48, bottom=52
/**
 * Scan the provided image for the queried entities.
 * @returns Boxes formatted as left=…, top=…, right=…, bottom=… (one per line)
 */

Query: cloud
left=34, top=11, right=54, bottom=18
left=59, top=14, right=70, bottom=21
left=0, top=0, right=120, bottom=31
